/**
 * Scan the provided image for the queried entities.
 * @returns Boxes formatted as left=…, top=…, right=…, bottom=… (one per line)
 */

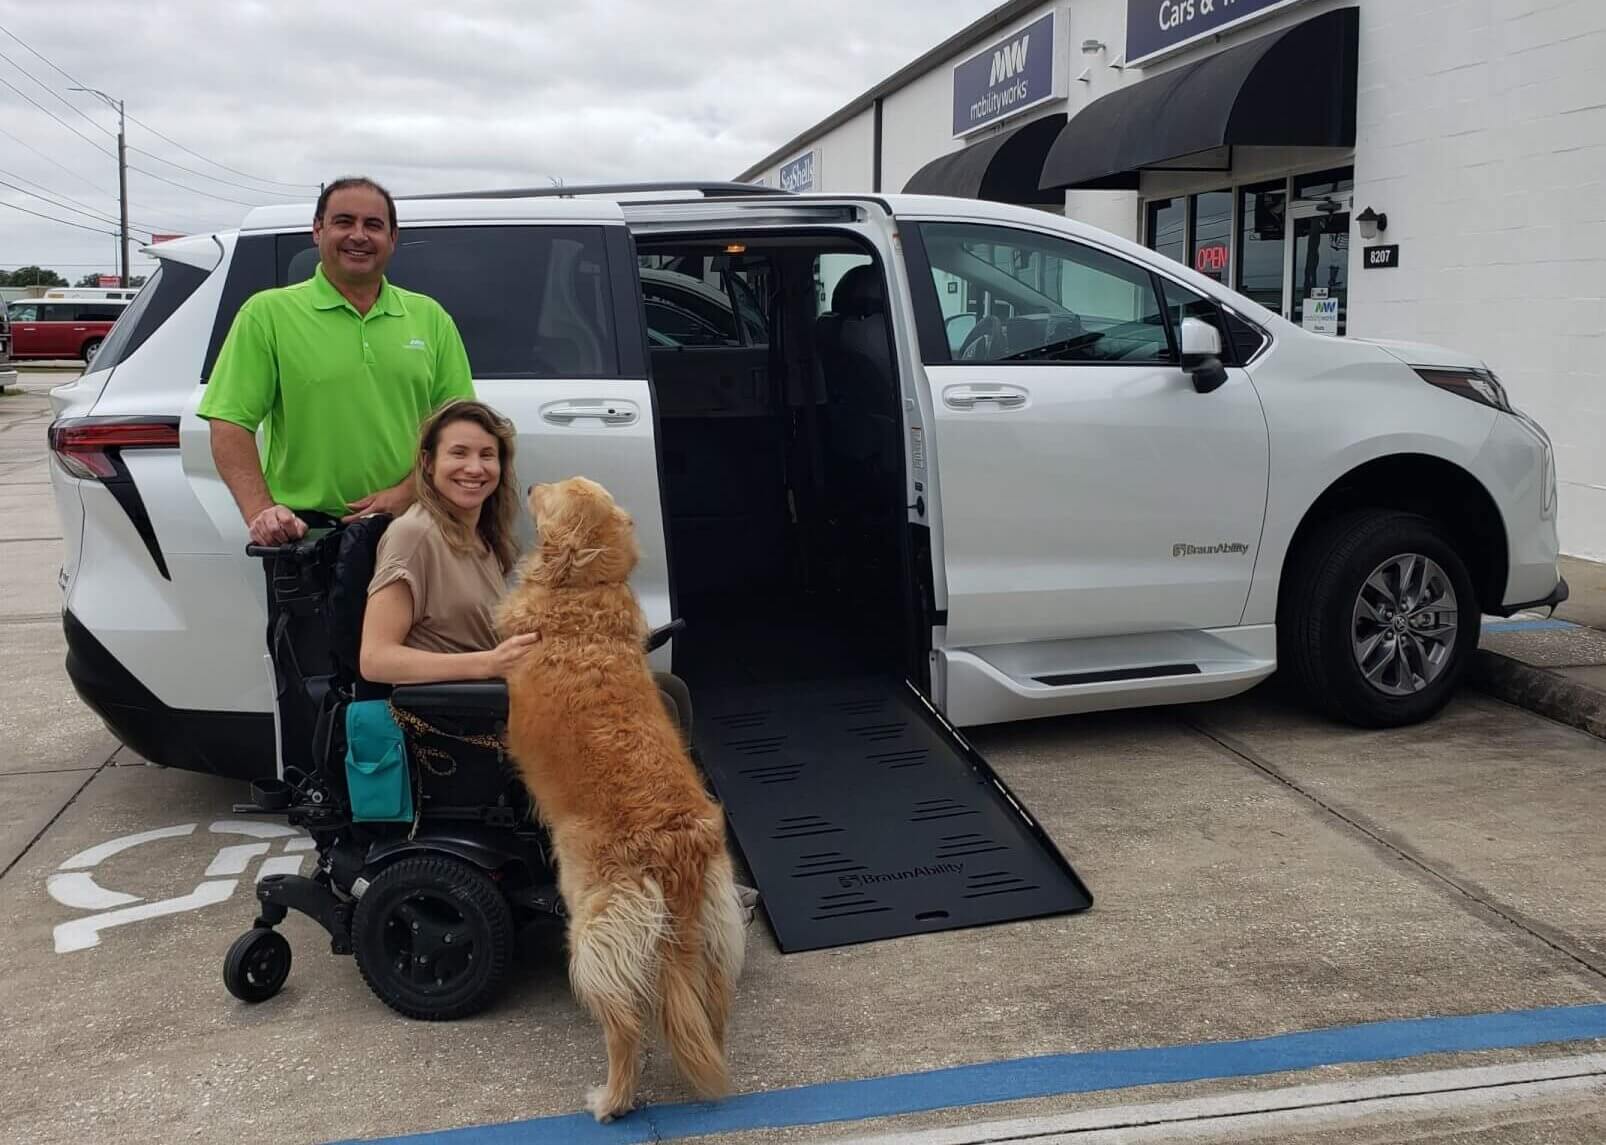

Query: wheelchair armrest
left=645, top=618, right=685, bottom=653
left=390, top=681, right=509, bottom=720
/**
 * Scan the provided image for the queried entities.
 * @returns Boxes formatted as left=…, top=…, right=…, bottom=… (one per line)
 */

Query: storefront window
left=1292, top=167, right=1354, bottom=337
left=1189, top=191, right=1232, bottom=283
left=1146, top=198, right=1185, bottom=266
left=1237, top=181, right=1286, bottom=316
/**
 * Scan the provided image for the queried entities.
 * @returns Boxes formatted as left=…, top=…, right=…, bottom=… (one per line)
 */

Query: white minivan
left=46, top=185, right=1565, bottom=780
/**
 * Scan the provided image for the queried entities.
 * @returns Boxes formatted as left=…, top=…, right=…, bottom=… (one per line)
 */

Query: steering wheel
left=957, top=315, right=1004, bottom=361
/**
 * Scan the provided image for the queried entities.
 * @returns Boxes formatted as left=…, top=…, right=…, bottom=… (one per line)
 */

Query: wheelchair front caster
left=224, top=927, right=292, bottom=1003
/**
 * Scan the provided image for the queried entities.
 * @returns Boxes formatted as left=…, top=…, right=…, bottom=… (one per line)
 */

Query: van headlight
left=1416, top=368, right=1512, bottom=412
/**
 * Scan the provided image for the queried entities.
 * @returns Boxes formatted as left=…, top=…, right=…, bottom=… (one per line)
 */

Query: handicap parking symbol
left=46, top=820, right=313, bottom=954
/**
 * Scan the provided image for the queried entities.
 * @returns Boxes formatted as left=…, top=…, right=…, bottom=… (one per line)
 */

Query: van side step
left=1034, top=663, right=1201, bottom=687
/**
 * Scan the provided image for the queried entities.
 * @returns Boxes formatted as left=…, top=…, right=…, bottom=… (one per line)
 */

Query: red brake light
left=48, top=417, right=180, bottom=480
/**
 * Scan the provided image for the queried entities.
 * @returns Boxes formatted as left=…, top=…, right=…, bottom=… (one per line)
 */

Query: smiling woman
left=358, top=398, right=540, bottom=685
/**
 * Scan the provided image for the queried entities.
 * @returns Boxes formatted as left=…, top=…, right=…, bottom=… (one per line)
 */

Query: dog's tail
left=658, top=840, right=745, bottom=1098
left=568, top=875, right=669, bottom=1033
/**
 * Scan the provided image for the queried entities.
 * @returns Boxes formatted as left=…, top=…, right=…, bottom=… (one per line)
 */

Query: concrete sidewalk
left=1473, top=556, right=1606, bottom=741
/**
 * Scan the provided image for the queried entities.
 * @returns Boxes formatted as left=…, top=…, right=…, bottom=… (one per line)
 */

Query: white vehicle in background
left=44, top=183, right=1564, bottom=780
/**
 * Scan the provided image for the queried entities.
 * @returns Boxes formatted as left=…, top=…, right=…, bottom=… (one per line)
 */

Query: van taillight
left=48, top=416, right=180, bottom=480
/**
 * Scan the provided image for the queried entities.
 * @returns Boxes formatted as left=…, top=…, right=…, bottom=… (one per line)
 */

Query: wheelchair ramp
left=694, top=676, right=1091, bottom=953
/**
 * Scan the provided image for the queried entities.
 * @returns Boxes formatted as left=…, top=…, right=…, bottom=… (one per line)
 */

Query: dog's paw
left=586, top=1085, right=632, bottom=1123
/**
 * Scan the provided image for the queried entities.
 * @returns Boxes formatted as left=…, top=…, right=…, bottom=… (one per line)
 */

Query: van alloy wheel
left=1351, top=553, right=1459, bottom=696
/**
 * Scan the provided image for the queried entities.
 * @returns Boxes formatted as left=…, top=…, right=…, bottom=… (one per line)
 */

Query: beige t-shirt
left=368, top=504, right=505, bottom=654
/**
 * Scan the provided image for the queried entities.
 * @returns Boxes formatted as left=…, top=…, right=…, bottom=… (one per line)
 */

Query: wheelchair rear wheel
left=351, top=855, right=514, bottom=1021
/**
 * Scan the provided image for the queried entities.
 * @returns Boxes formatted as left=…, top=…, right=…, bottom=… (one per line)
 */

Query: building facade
left=739, top=0, right=1606, bottom=560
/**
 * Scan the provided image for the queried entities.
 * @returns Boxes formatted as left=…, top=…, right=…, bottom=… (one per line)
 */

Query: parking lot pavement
left=3, top=369, right=1604, bottom=1144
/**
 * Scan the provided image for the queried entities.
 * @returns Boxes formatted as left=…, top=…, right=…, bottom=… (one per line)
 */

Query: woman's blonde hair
left=412, top=399, right=519, bottom=574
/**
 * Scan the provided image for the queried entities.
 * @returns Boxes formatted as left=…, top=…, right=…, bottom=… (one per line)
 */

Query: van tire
left=81, top=338, right=103, bottom=364
left=1280, top=510, right=1478, bottom=728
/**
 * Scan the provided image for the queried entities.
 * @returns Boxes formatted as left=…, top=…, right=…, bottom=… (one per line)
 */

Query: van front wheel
left=1280, top=511, right=1478, bottom=728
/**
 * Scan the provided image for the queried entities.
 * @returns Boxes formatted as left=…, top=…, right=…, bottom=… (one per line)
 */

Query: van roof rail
left=401, top=181, right=784, bottom=201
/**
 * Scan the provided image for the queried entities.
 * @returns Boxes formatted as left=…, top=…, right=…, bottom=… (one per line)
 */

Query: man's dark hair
left=314, top=176, right=397, bottom=231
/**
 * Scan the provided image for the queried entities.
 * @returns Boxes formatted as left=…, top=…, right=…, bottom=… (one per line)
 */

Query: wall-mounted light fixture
left=1356, top=206, right=1389, bottom=240
left=1081, top=38, right=1106, bottom=54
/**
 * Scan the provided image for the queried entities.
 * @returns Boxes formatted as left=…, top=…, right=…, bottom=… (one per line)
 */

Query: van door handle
left=943, top=383, right=1028, bottom=411
left=540, top=399, right=639, bottom=426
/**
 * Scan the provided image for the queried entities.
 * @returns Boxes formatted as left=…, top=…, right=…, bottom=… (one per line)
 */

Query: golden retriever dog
left=496, top=476, right=745, bottom=1122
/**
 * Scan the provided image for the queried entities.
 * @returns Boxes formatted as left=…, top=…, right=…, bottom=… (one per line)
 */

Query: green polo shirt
left=198, top=265, right=474, bottom=516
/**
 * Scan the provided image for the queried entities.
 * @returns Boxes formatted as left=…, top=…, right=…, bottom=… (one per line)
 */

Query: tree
left=0, top=266, right=68, bottom=288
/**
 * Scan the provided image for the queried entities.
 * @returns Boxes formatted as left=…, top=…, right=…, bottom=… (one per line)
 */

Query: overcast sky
left=0, top=1, right=991, bottom=280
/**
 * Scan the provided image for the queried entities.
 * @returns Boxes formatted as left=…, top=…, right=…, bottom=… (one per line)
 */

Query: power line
left=125, top=140, right=305, bottom=200
left=0, top=72, right=116, bottom=159
left=0, top=21, right=319, bottom=193
left=125, top=161, right=267, bottom=207
left=0, top=45, right=113, bottom=138
left=0, top=126, right=228, bottom=232
left=0, top=198, right=118, bottom=236
left=124, top=112, right=320, bottom=192
left=0, top=168, right=177, bottom=235
left=1, top=72, right=269, bottom=208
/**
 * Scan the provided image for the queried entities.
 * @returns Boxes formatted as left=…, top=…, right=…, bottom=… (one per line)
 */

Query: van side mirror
left=1179, top=316, right=1229, bottom=394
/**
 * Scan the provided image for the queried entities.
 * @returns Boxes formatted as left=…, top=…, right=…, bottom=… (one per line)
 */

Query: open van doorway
left=637, top=234, right=923, bottom=693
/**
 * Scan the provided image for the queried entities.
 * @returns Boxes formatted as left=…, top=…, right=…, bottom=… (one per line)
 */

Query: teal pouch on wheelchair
left=344, top=700, right=414, bottom=822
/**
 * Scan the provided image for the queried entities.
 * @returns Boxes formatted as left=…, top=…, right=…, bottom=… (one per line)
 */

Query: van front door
left=906, top=219, right=1270, bottom=724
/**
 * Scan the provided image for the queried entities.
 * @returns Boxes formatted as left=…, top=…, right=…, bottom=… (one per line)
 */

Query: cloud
left=0, top=0, right=990, bottom=275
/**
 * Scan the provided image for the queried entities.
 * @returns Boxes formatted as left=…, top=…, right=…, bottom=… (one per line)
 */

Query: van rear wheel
left=1280, top=510, right=1478, bottom=728
left=81, top=338, right=103, bottom=365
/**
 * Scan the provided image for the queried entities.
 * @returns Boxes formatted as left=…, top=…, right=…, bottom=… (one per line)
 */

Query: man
left=200, top=176, right=474, bottom=545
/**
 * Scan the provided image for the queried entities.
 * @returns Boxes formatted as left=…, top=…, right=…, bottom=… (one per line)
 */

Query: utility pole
left=70, top=87, right=129, bottom=286
left=115, top=96, right=128, bottom=287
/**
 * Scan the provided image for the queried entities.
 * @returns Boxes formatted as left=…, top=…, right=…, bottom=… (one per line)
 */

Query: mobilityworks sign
left=952, top=12, right=1058, bottom=137
left=1126, top=0, right=1317, bottom=66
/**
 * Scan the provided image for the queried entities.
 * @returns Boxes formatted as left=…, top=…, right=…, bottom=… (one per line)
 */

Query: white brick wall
left=1347, top=0, right=1606, bottom=559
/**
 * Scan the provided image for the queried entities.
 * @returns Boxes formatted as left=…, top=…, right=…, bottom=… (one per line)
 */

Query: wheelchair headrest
left=328, top=514, right=393, bottom=680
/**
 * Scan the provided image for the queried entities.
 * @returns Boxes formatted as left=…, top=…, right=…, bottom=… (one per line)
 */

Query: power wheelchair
left=221, top=514, right=685, bottom=1020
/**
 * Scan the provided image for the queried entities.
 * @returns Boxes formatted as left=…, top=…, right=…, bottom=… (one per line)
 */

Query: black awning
left=1040, top=6, right=1358, bottom=192
left=904, top=112, right=1067, bottom=205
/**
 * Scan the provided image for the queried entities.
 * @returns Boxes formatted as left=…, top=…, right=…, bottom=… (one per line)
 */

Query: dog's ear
left=571, top=547, right=606, bottom=568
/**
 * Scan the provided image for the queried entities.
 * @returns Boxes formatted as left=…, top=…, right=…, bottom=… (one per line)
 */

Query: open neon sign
left=1194, top=244, right=1229, bottom=274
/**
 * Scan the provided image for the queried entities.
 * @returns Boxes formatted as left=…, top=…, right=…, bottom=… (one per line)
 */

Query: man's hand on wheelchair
left=344, top=480, right=413, bottom=523
left=248, top=504, right=307, bottom=546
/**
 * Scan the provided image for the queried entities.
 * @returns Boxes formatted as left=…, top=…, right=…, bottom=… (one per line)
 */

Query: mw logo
left=989, top=34, right=1031, bottom=86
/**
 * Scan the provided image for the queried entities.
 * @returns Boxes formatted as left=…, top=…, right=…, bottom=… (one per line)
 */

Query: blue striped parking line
left=336, top=1002, right=1606, bottom=1144
left=1481, top=618, right=1577, bottom=633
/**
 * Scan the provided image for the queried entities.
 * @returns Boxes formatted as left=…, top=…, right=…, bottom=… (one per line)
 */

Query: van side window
left=274, top=226, right=620, bottom=378
left=637, top=254, right=770, bottom=348
left=95, top=262, right=212, bottom=373
left=10, top=304, right=38, bottom=322
left=1159, top=279, right=1269, bottom=366
left=918, top=223, right=1169, bottom=365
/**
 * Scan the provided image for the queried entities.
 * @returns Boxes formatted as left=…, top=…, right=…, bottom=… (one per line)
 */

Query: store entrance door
left=1289, top=170, right=1353, bottom=337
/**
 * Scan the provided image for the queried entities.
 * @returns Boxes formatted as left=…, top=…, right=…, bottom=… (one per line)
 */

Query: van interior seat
left=814, top=265, right=900, bottom=493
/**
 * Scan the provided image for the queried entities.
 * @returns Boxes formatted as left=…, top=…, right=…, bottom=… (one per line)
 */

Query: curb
left=1469, top=649, right=1606, bottom=741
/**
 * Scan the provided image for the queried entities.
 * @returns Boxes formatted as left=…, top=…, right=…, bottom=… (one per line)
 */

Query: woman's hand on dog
left=483, top=632, right=541, bottom=678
